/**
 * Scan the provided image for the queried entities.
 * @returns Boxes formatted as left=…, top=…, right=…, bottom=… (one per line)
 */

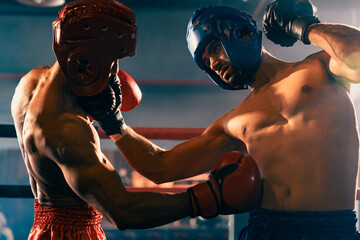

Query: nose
left=209, top=57, right=224, bottom=72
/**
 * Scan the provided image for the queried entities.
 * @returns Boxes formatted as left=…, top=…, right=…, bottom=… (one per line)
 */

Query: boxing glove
left=263, top=0, right=320, bottom=47
left=77, top=73, right=126, bottom=135
left=187, top=151, right=261, bottom=219
left=118, top=70, right=142, bottom=112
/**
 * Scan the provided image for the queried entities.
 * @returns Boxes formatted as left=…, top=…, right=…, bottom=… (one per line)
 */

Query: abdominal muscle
left=237, top=116, right=358, bottom=211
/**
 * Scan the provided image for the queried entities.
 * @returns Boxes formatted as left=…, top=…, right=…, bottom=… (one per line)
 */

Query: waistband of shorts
left=33, top=199, right=103, bottom=227
left=248, top=208, right=357, bottom=235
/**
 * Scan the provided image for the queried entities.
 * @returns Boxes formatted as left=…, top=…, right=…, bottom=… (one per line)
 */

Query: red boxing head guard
left=53, top=0, right=137, bottom=96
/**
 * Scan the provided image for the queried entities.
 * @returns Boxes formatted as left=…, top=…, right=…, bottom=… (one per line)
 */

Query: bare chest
left=224, top=65, right=354, bottom=154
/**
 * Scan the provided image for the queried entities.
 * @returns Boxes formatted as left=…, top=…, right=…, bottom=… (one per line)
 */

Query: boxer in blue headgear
left=186, top=6, right=262, bottom=90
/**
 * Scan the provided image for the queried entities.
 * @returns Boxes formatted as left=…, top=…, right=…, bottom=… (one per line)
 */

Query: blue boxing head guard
left=186, top=6, right=262, bottom=90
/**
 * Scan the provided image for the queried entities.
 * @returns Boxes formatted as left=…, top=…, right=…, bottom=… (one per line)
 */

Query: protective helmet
left=53, top=0, right=137, bottom=96
left=186, top=6, right=262, bottom=90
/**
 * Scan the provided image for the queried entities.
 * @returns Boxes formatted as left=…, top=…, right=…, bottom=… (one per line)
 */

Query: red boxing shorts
left=28, top=199, right=106, bottom=240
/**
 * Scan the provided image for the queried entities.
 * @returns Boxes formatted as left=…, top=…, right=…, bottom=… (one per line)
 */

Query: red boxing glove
left=187, top=151, right=261, bottom=219
left=118, top=69, right=142, bottom=112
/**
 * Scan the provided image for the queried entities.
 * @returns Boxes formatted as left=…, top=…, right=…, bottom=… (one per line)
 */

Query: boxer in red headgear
left=54, top=0, right=141, bottom=134
left=53, top=0, right=137, bottom=96
left=54, top=0, right=142, bottom=113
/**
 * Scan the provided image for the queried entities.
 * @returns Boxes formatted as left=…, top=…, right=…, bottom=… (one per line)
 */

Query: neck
left=50, top=61, right=66, bottom=81
left=248, top=51, right=285, bottom=90
left=50, top=61, right=81, bottom=112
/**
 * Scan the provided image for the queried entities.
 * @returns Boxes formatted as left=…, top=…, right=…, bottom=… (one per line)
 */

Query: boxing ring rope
left=2, top=122, right=360, bottom=201
left=0, top=124, right=207, bottom=198
left=1, top=122, right=360, bottom=200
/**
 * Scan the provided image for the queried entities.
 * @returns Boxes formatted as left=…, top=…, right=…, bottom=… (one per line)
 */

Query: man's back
left=11, top=64, right=88, bottom=206
left=225, top=52, right=359, bottom=211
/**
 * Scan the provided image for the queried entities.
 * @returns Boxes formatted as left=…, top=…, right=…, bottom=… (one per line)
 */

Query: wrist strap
left=109, top=124, right=129, bottom=142
left=292, top=16, right=320, bottom=44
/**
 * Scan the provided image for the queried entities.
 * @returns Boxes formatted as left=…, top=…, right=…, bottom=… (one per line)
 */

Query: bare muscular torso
left=11, top=63, right=91, bottom=207
left=224, top=52, right=359, bottom=211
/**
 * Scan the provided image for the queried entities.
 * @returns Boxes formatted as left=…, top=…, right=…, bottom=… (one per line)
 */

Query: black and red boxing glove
left=187, top=151, right=262, bottom=219
left=77, top=73, right=125, bottom=135
left=263, top=0, right=320, bottom=47
left=78, top=69, right=142, bottom=135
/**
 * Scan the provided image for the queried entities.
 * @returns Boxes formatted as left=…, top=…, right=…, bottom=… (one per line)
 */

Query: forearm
left=79, top=172, right=191, bottom=230
left=64, top=155, right=191, bottom=230
left=111, top=191, right=190, bottom=230
left=111, top=127, right=238, bottom=183
left=308, top=23, right=360, bottom=70
left=110, top=127, right=169, bottom=183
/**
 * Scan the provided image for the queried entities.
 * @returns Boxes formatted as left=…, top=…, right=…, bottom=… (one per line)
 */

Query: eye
left=208, top=41, right=221, bottom=55
left=203, top=58, right=211, bottom=67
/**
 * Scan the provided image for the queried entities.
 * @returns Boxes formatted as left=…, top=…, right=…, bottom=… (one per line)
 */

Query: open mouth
left=220, top=65, right=230, bottom=80
left=219, top=65, right=236, bottom=83
left=218, top=65, right=242, bottom=88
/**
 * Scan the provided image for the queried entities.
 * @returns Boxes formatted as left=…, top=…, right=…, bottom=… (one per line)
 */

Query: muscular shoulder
left=302, top=51, right=350, bottom=90
left=43, top=113, right=101, bottom=166
left=13, top=65, right=55, bottom=108
left=19, top=66, right=51, bottom=88
left=12, top=67, right=50, bottom=124
left=13, top=66, right=51, bottom=102
left=204, top=110, right=245, bottom=150
left=298, top=51, right=330, bottom=74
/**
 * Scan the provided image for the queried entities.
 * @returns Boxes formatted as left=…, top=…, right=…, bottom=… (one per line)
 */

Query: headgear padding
left=53, top=0, right=137, bottom=96
left=187, top=6, right=262, bottom=90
